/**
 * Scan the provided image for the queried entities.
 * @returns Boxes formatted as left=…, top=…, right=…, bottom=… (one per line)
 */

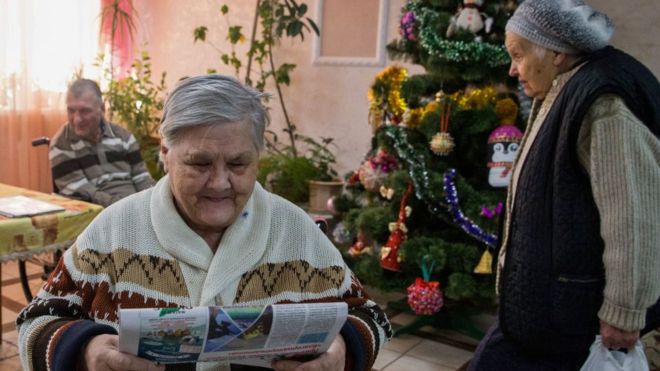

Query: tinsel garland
left=421, top=36, right=511, bottom=67
left=368, top=66, right=409, bottom=125
left=403, top=107, right=425, bottom=128
left=443, top=168, right=498, bottom=248
left=408, top=86, right=497, bottom=128
left=449, top=86, right=497, bottom=110
left=368, top=62, right=499, bottom=130
left=383, top=126, right=445, bottom=215
left=383, top=126, right=497, bottom=248
left=406, top=3, right=510, bottom=67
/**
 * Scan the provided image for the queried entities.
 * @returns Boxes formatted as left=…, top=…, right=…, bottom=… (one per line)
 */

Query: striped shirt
left=49, top=120, right=155, bottom=206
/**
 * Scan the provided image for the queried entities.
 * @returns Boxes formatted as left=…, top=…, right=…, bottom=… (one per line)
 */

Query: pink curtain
left=0, top=107, right=67, bottom=193
left=100, top=0, right=135, bottom=79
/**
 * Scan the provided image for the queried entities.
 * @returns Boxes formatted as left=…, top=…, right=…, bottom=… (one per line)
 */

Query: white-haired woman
left=17, top=75, right=392, bottom=371
left=469, top=0, right=660, bottom=369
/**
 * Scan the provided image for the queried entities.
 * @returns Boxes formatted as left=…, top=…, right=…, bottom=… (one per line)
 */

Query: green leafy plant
left=257, top=154, right=318, bottom=203
left=100, top=51, right=167, bottom=179
left=193, top=1, right=339, bottom=202
left=257, top=133, right=337, bottom=203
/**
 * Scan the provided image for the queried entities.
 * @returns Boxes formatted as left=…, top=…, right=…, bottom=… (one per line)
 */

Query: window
left=0, top=0, right=100, bottom=190
left=1, top=0, right=100, bottom=107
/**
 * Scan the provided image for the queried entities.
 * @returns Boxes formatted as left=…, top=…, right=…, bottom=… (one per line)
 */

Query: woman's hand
left=80, top=334, right=165, bottom=371
left=599, top=320, right=640, bottom=350
left=272, top=335, right=346, bottom=371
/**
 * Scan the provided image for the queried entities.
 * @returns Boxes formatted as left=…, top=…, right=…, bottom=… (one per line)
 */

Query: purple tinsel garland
left=443, top=169, right=498, bottom=248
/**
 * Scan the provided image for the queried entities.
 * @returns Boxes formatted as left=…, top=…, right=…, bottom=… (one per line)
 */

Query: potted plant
left=308, top=178, right=344, bottom=214
left=303, top=135, right=343, bottom=214
left=257, top=133, right=341, bottom=210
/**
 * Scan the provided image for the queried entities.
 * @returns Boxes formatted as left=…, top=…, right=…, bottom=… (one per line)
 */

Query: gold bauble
left=430, top=132, right=455, bottom=155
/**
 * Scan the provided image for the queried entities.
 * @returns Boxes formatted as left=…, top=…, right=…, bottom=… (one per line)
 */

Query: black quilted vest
left=499, top=46, right=660, bottom=355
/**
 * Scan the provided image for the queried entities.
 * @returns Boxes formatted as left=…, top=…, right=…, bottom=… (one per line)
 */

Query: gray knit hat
left=506, top=0, right=614, bottom=54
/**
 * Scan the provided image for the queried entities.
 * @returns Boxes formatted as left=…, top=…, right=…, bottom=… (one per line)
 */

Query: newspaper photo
left=118, top=302, right=347, bottom=367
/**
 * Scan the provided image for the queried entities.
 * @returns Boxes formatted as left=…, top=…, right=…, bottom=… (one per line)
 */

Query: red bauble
left=407, top=278, right=444, bottom=315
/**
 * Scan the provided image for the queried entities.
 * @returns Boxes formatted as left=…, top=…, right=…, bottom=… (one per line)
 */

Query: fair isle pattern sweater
left=17, top=178, right=392, bottom=371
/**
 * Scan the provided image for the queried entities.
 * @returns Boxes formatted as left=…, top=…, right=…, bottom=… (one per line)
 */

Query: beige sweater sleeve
left=577, top=94, right=660, bottom=331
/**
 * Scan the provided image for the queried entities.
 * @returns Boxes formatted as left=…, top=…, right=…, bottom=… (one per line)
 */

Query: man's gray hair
left=67, top=79, right=103, bottom=105
left=160, top=74, right=269, bottom=151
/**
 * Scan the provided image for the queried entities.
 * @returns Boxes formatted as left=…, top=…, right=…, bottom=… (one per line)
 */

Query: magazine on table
left=0, top=195, right=64, bottom=218
left=118, top=302, right=347, bottom=367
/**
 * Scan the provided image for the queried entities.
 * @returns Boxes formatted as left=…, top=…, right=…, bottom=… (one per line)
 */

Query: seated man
left=49, top=79, right=155, bottom=206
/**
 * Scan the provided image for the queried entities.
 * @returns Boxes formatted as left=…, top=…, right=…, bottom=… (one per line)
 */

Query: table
left=0, top=183, right=103, bottom=341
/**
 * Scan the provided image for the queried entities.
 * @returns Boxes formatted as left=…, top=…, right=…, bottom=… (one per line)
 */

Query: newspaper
left=119, top=302, right=347, bottom=367
left=0, top=195, right=64, bottom=218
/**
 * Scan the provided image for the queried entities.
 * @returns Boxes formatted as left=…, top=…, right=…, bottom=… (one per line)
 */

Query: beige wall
left=589, top=0, right=660, bottom=78
left=133, top=0, right=414, bottom=175
left=134, top=0, right=658, bottom=176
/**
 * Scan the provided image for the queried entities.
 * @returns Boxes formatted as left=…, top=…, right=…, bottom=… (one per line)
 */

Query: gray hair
left=506, top=0, right=614, bottom=54
left=159, top=74, right=269, bottom=151
left=67, top=79, right=103, bottom=105
left=530, top=40, right=549, bottom=60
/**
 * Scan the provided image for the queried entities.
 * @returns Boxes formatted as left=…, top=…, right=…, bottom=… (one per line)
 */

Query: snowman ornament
left=447, top=0, right=493, bottom=37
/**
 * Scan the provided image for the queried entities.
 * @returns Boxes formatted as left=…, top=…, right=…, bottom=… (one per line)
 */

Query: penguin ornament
left=487, top=98, right=523, bottom=188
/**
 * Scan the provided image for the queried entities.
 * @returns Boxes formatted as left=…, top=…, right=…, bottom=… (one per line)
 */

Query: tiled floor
left=375, top=336, right=473, bottom=371
left=371, top=290, right=490, bottom=371
left=0, top=260, right=486, bottom=371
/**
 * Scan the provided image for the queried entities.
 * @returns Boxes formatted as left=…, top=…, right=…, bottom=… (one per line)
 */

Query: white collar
left=150, top=177, right=273, bottom=304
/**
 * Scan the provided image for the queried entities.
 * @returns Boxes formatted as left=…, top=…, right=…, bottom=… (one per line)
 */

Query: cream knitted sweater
left=17, top=177, right=392, bottom=371
left=499, top=67, right=660, bottom=331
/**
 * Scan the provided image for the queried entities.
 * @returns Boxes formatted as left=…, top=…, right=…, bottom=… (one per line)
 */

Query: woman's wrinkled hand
left=599, top=320, right=640, bottom=350
left=80, top=334, right=165, bottom=371
left=271, top=335, right=346, bottom=371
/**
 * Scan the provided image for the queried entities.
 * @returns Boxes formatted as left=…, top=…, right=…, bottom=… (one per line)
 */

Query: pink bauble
left=407, top=278, right=444, bottom=315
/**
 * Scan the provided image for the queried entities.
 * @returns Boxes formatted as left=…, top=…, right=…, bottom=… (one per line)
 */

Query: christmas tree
left=332, top=0, right=523, bottom=334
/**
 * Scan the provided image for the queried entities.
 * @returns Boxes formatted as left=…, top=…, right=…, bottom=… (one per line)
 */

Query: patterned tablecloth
left=0, top=183, right=103, bottom=262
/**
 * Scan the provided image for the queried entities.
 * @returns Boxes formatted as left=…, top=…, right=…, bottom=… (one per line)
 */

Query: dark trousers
left=468, top=318, right=589, bottom=371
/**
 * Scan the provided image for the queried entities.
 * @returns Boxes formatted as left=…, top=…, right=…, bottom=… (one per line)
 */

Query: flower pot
left=308, top=180, right=344, bottom=214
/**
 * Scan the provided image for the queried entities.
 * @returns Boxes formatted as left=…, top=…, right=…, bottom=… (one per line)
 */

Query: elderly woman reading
left=17, top=75, right=392, bottom=371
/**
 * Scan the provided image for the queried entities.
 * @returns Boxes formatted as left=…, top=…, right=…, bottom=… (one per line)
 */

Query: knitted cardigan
left=17, top=177, right=392, bottom=371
